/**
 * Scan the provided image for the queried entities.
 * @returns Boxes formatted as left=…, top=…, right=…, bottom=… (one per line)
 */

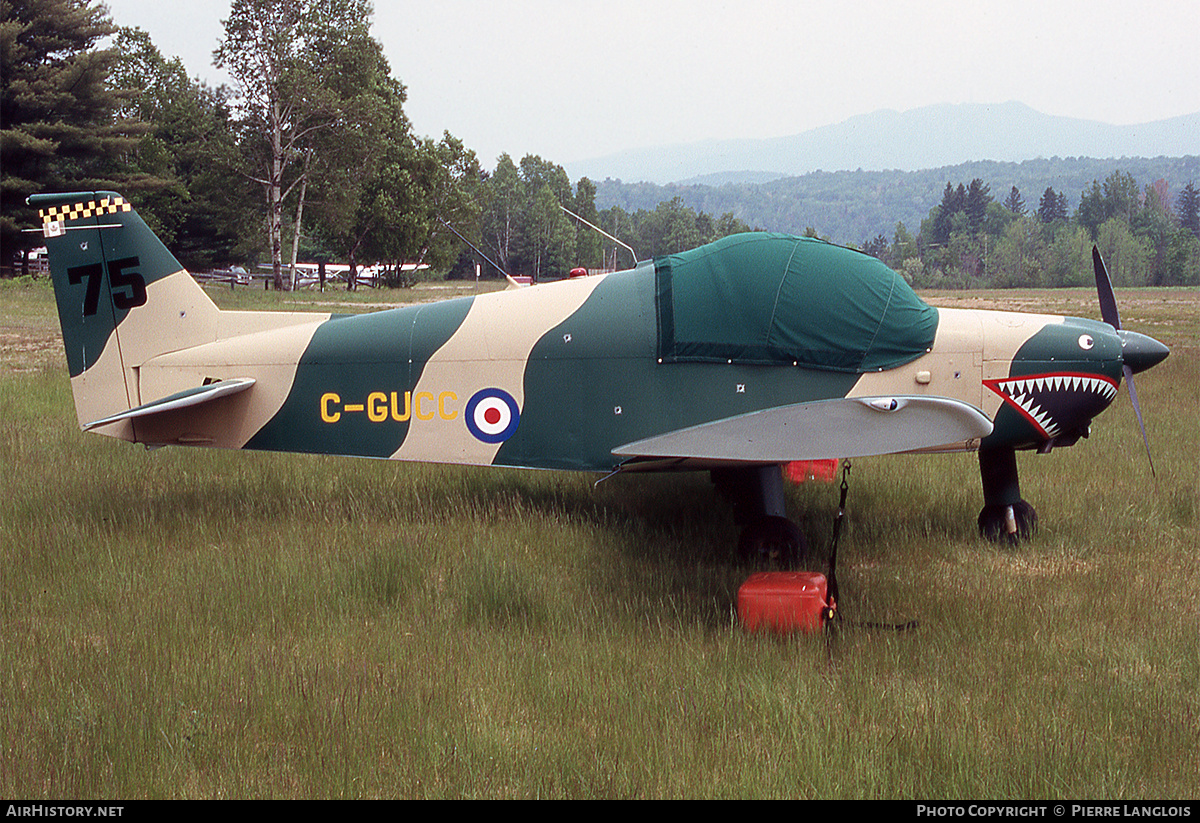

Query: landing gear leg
left=977, top=446, right=1038, bottom=543
left=711, top=464, right=806, bottom=566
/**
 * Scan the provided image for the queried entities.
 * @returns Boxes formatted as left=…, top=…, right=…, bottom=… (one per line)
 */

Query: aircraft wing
left=611, top=396, right=993, bottom=464
left=83, top=378, right=256, bottom=431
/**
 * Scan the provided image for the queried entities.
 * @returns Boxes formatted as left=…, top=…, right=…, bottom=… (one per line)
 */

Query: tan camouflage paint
left=393, top=275, right=609, bottom=465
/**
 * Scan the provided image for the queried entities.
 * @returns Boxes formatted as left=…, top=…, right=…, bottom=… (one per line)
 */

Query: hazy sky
left=101, top=0, right=1200, bottom=170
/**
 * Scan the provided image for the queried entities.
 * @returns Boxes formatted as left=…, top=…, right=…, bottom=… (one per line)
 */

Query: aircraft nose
left=1119, top=330, right=1170, bottom=374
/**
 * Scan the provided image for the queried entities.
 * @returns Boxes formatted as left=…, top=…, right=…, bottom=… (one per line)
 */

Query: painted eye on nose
left=1078, top=334, right=1094, bottom=351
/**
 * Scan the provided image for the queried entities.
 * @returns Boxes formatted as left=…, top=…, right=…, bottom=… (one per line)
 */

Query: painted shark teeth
left=984, top=372, right=1118, bottom=439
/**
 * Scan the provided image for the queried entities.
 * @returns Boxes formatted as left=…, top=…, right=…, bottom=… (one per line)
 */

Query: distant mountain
left=593, top=156, right=1200, bottom=247
left=567, top=102, right=1200, bottom=185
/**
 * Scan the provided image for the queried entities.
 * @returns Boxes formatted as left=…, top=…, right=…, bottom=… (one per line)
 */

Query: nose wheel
left=978, top=446, right=1038, bottom=543
left=978, top=500, right=1038, bottom=543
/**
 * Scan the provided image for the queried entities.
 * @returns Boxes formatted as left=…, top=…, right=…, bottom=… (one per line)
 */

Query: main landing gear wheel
left=711, top=465, right=807, bottom=568
left=738, top=515, right=807, bottom=568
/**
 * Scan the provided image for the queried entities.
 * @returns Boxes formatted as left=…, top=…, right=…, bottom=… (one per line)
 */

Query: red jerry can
left=784, top=459, right=838, bottom=483
left=737, top=571, right=831, bottom=634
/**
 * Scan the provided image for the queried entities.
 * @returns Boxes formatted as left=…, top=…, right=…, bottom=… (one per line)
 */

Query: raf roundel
left=465, top=388, right=521, bottom=443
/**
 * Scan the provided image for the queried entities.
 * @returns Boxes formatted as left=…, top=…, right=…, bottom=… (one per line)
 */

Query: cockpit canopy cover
left=655, top=233, right=939, bottom=373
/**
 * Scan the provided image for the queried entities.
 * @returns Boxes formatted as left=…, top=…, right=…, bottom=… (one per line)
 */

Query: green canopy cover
left=655, top=233, right=939, bottom=373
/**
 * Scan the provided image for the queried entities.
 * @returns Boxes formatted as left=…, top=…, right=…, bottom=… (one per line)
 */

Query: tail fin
left=28, top=191, right=221, bottom=436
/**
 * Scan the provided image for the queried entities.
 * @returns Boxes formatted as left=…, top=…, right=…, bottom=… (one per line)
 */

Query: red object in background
left=569, top=267, right=588, bottom=278
left=785, top=459, right=838, bottom=483
left=737, top=571, right=830, bottom=634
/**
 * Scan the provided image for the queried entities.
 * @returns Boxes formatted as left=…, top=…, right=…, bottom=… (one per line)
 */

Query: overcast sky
left=101, top=0, right=1200, bottom=170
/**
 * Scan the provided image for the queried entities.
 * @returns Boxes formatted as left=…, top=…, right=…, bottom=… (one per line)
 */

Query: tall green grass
left=1, top=278, right=1196, bottom=797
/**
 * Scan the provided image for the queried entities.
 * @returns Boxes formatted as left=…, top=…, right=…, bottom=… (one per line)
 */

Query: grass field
left=1, top=276, right=1196, bottom=799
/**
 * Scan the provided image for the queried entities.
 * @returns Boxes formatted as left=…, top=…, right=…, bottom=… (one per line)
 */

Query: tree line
left=1, top=0, right=752, bottom=287
left=3, top=0, right=1197, bottom=289
left=862, top=173, right=1200, bottom=288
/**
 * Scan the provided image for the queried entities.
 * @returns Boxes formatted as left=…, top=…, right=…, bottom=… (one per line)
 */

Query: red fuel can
left=737, top=571, right=830, bottom=634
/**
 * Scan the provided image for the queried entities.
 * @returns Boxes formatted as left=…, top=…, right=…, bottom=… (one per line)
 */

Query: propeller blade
left=1095, top=246, right=1160, bottom=476
left=1093, top=246, right=1122, bottom=330
left=1123, top=365, right=1156, bottom=478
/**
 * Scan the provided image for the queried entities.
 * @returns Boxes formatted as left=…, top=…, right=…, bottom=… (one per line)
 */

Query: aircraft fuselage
left=121, top=264, right=1129, bottom=469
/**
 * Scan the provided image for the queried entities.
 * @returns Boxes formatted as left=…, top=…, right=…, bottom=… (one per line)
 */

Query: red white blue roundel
left=465, top=388, right=520, bottom=443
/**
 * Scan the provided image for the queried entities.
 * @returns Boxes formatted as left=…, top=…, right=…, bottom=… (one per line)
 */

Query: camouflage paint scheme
left=30, top=192, right=1156, bottom=490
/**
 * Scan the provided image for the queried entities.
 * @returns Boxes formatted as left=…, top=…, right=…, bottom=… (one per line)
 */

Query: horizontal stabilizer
left=612, top=396, right=993, bottom=463
left=83, top=378, right=255, bottom=431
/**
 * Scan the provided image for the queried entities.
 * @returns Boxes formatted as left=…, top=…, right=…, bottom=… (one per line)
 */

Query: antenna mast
left=560, top=205, right=639, bottom=269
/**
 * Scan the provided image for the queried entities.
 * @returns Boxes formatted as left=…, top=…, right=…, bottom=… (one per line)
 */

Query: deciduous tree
left=215, top=0, right=377, bottom=288
left=111, top=27, right=249, bottom=268
left=300, top=31, right=410, bottom=288
left=571, top=177, right=603, bottom=270
left=480, top=155, right=525, bottom=276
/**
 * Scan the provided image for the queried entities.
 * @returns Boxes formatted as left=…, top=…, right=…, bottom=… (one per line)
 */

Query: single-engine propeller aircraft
left=30, top=192, right=1169, bottom=560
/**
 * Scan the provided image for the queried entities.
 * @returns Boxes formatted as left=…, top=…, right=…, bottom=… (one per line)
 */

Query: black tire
left=738, top=515, right=806, bottom=567
left=977, top=500, right=1038, bottom=543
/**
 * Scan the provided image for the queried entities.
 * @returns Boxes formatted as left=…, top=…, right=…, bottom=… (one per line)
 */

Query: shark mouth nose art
left=984, top=372, right=1118, bottom=439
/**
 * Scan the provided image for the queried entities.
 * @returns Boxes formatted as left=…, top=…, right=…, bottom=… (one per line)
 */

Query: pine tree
left=965, top=178, right=992, bottom=233
left=1037, top=187, right=1068, bottom=224
left=1178, top=182, right=1200, bottom=238
left=1, top=0, right=140, bottom=269
left=1004, top=186, right=1026, bottom=216
left=932, top=182, right=966, bottom=244
left=860, top=234, right=886, bottom=259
